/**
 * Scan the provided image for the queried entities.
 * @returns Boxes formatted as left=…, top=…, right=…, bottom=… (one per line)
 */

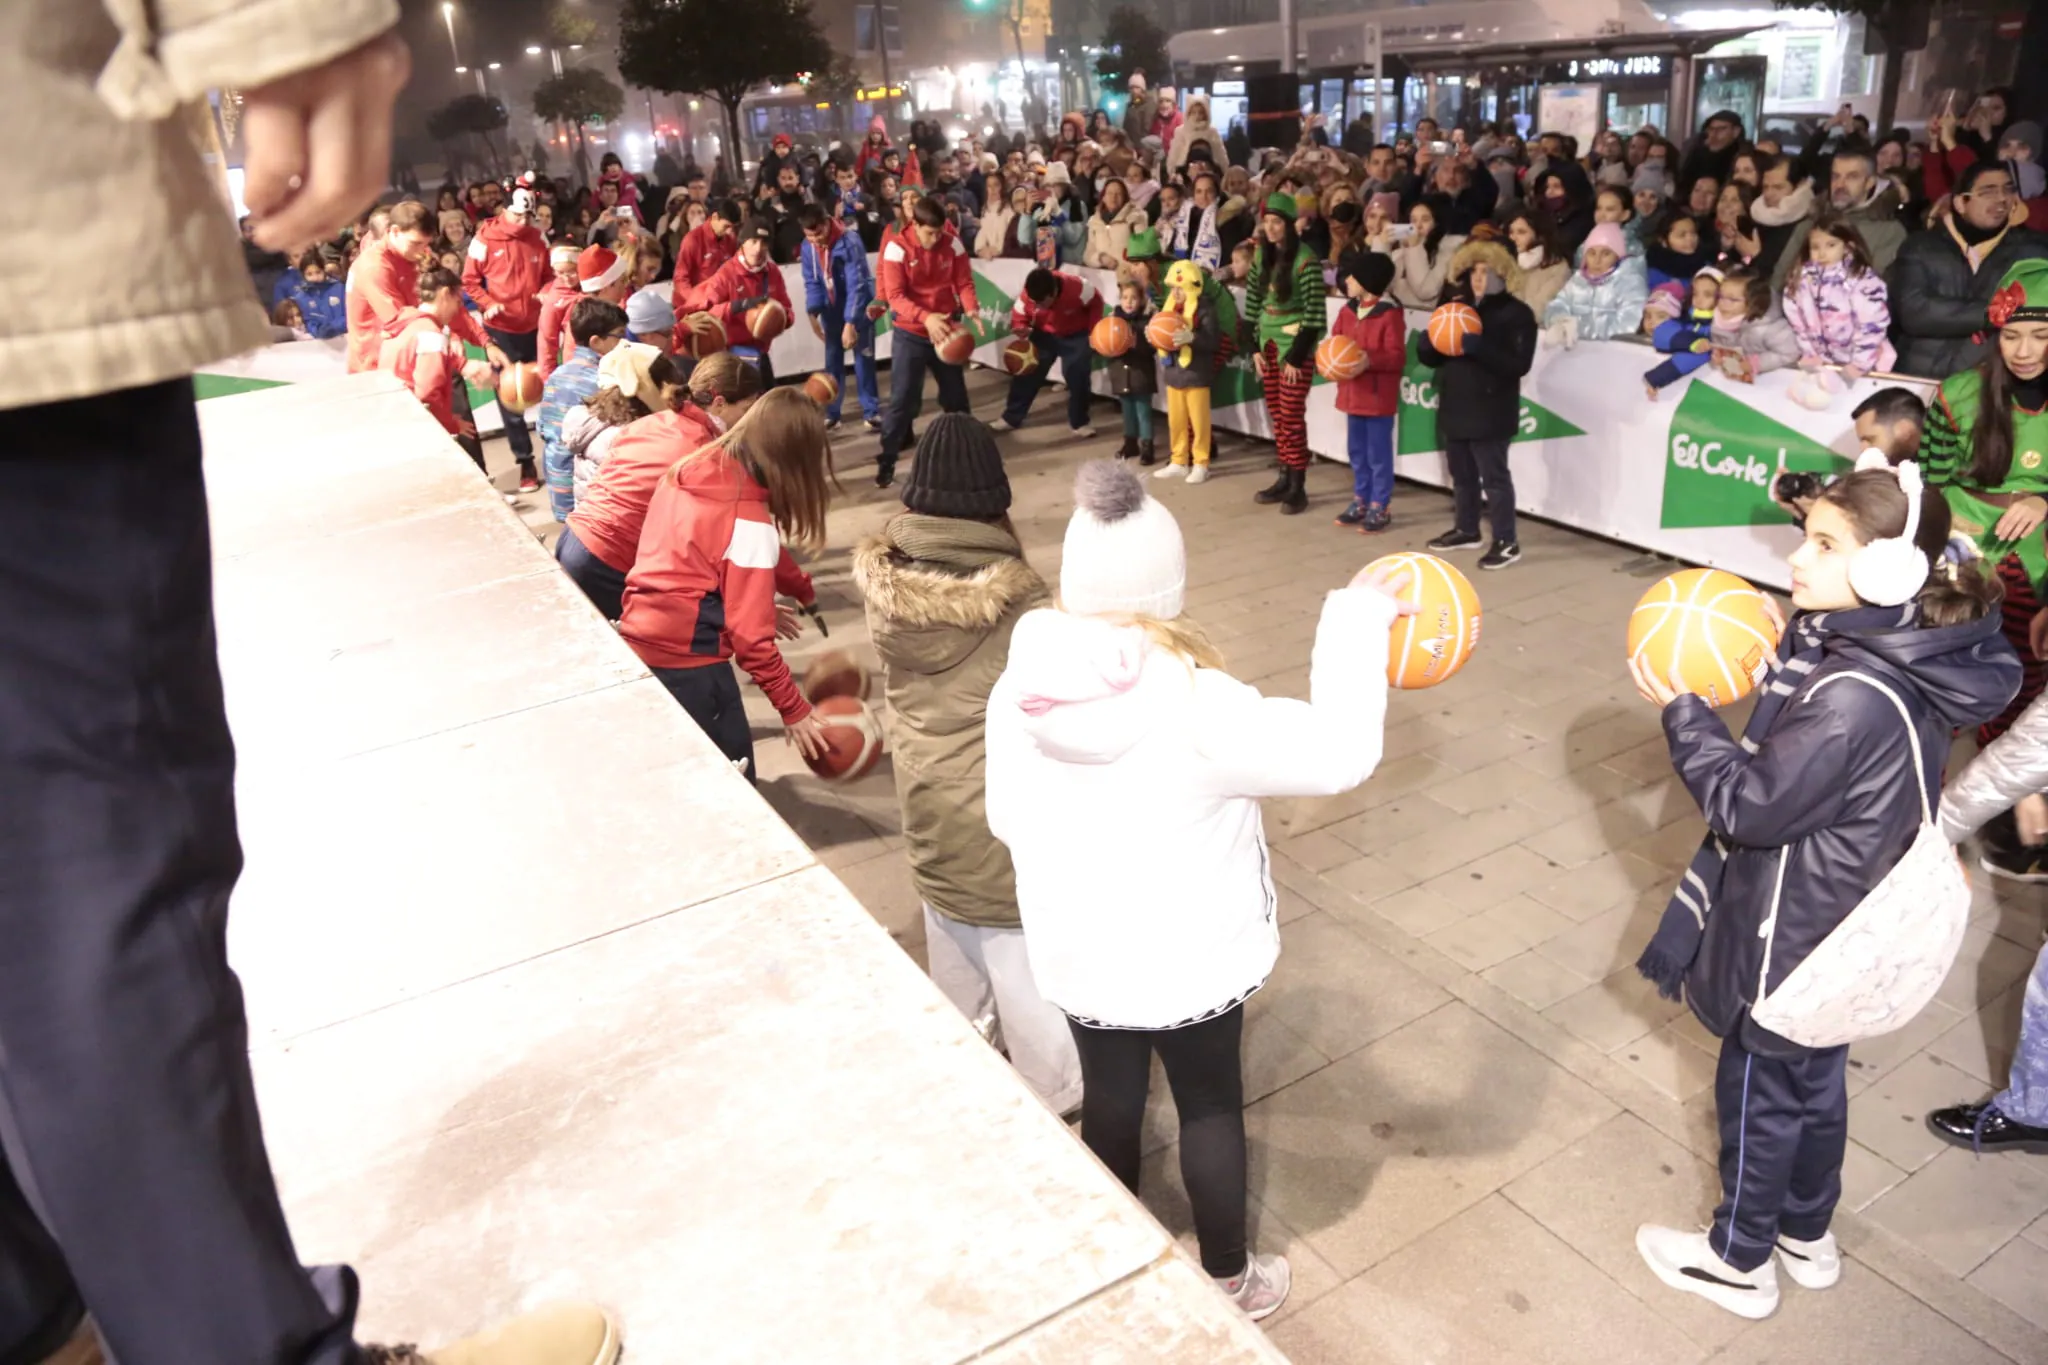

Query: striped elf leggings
left=1262, top=341, right=1312, bottom=471
left=1983, top=555, right=2045, bottom=746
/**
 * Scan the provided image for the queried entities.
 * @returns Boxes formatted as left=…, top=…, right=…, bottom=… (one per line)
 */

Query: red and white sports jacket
left=535, top=276, right=582, bottom=382
left=879, top=227, right=978, bottom=340
left=617, top=449, right=818, bottom=723
left=689, top=253, right=793, bottom=352
left=380, top=314, right=463, bottom=435
left=1011, top=270, right=1099, bottom=338
left=346, top=239, right=492, bottom=372
left=461, top=215, right=549, bottom=333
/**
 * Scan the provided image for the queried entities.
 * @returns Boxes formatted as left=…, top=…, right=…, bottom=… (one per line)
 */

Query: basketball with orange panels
left=1627, top=568, right=1781, bottom=707
left=1365, top=552, right=1482, bottom=689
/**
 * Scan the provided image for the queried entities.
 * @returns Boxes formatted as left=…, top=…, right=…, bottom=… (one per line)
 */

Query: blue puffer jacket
left=294, top=280, right=348, bottom=339
left=800, top=222, right=874, bottom=321
left=1664, top=609, right=2019, bottom=1057
left=1543, top=257, right=1649, bottom=341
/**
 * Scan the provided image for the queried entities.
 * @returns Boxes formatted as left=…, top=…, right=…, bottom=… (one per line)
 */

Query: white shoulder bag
left=1747, top=672, right=1971, bottom=1049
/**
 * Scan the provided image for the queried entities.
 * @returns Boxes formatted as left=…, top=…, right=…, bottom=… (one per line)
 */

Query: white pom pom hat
left=1060, top=461, right=1187, bottom=621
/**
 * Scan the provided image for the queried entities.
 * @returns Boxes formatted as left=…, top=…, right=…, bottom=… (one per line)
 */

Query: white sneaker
left=1215, top=1252, right=1291, bottom=1321
left=1635, top=1225, right=1779, bottom=1320
left=988, top=417, right=1022, bottom=434
left=1775, top=1231, right=1841, bottom=1289
left=1186, top=464, right=1210, bottom=484
left=1071, top=424, right=1098, bottom=438
left=1153, top=463, right=1189, bottom=479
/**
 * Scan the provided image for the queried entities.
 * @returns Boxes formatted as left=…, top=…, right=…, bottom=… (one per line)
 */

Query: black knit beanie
left=902, top=413, right=1011, bottom=518
left=1347, top=251, right=1396, bottom=298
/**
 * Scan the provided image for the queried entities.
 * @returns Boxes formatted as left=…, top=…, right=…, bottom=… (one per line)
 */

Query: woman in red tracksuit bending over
left=618, top=387, right=837, bottom=779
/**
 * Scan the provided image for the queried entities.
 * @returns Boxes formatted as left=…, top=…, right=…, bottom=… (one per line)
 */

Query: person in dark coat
left=1630, top=465, right=2017, bottom=1322
left=1679, top=109, right=1747, bottom=196
left=1528, top=164, right=1595, bottom=257
left=1417, top=239, right=1538, bottom=570
left=1889, top=162, right=2048, bottom=378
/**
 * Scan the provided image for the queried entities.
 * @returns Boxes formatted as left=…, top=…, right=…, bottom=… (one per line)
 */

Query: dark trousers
left=484, top=324, right=538, bottom=472
left=1711, top=1033, right=1849, bottom=1272
left=1446, top=436, right=1516, bottom=543
left=450, top=377, right=485, bottom=473
left=0, top=382, right=362, bottom=1364
left=555, top=524, right=628, bottom=621
left=880, top=331, right=969, bottom=470
left=1067, top=1004, right=1247, bottom=1278
left=818, top=309, right=881, bottom=422
left=1001, top=330, right=1094, bottom=430
left=653, top=663, right=755, bottom=781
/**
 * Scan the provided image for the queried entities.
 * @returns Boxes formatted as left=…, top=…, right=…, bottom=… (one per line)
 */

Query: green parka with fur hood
left=855, top=513, right=1049, bottom=927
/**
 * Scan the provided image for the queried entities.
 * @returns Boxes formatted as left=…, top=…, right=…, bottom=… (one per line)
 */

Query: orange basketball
left=1145, top=310, right=1183, bottom=352
left=746, top=298, right=789, bottom=344
left=495, top=361, right=543, bottom=414
left=1090, top=315, right=1134, bottom=357
left=1626, top=569, right=1781, bottom=707
left=1315, top=333, right=1368, bottom=381
left=803, top=648, right=871, bottom=704
left=1427, top=301, right=1483, bottom=356
left=1367, top=552, right=1482, bottom=689
left=803, top=695, right=886, bottom=782
left=803, top=372, right=839, bottom=408
left=935, top=326, right=977, bottom=365
left=682, top=312, right=726, bottom=358
left=1001, top=338, right=1039, bottom=375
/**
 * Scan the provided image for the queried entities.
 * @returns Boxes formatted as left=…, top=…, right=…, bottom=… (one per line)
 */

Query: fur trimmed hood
left=854, top=515, right=1049, bottom=676
left=1448, top=238, right=1524, bottom=296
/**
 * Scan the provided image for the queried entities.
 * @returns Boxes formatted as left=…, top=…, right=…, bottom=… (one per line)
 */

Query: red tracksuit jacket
left=535, top=277, right=581, bottom=382
left=879, top=227, right=979, bottom=340
left=671, top=222, right=738, bottom=309
left=691, top=253, right=794, bottom=351
left=380, top=315, right=463, bottom=434
left=618, top=450, right=818, bottom=723
left=347, top=239, right=492, bottom=372
left=1332, top=298, right=1406, bottom=417
left=567, top=404, right=721, bottom=574
left=462, top=215, right=549, bottom=334
left=1010, top=270, right=1100, bottom=338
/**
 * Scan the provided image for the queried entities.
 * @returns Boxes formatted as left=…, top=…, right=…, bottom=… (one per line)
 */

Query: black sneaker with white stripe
left=1478, top=539, right=1521, bottom=570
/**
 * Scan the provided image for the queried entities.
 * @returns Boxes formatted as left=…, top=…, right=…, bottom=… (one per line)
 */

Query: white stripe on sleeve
left=882, top=241, right=907, bottom=263
left=724, top=517, right=782, bottom=570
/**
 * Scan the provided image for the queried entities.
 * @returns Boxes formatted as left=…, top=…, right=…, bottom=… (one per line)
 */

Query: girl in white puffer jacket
left=985, top=461, right=1414, bottom=1323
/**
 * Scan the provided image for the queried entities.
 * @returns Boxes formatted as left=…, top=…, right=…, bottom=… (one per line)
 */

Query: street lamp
left=525, top=44, right=542, bottom=54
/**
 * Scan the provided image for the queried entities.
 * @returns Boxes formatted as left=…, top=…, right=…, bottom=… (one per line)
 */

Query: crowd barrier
left=258, top=257, right=1935, bottom=593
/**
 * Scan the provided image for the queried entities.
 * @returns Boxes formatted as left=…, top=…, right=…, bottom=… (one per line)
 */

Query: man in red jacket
left=670, top=198, right=742, bottom=348
left=990, top=266, right=1101, bottom=438
left=876, top=196, right=980, bottom=488
left=346, top=199, right=508, bottom=374
left=462, top=187, right=550, bottom=490
left=693, top=218, right=795, bottom=386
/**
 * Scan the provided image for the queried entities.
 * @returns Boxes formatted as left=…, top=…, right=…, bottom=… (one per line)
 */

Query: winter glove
left=1283, top=331, right=1317, bottom=369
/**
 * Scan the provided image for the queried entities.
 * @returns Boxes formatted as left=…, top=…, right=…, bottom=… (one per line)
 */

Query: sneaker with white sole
left=1214, top=1252, right=1291, bottom=1321
left=1635, top=1225, right=1779, bottom=1320
left=1775, top=1231, right=1841, bottom=1289
left=1153, top=463, right=1189, bottom=479
left=1186, top=464, right=1210, bottom=484
left=988, top=417, right=1023, bottom=434
left=362, top=1301, right=621, bottom=1364
left=1071, top=425, right=1098, bottom=438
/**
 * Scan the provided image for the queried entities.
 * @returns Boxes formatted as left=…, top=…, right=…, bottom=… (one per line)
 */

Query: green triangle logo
left=1394, top=331, right=1583, bottom=455
left=1660, top=379, right=1849, bottom=529
left=966, top=268, right=1016, bottom=346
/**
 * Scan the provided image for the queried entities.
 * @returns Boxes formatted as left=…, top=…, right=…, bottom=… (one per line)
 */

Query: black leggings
left=1067, top=1004, right=1247, bottom=1277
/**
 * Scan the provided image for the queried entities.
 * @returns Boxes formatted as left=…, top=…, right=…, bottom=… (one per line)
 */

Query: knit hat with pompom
left=1060, top=461, right=1186, bottom=621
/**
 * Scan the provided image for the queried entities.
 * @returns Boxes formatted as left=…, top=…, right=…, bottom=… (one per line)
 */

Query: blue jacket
left=538, top=348, right=604, bottom=521
left=800, top=223, right=874, bottom=320
left=1664, top=610, right=2018, bottom=1055
left=293, top=280, right=348, bottom=339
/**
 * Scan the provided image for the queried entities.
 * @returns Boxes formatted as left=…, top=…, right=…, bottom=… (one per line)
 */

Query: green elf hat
left=1989, top=258, right=2048, bottom=328
left=1125, top=226, right=1162, bottom=261
left=1262, top=191, right=1297, bottom=220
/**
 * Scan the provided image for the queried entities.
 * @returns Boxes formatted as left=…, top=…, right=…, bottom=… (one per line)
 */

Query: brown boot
left=1138, top=438, right=1157, bottom=466
left=363, top=1303, right=620, bottom=1365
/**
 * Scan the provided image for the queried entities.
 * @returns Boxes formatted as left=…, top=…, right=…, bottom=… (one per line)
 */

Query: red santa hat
left=578, top=244, right=626, bottom=293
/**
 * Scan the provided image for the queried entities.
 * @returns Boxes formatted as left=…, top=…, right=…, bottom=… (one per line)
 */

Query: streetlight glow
left=525, top=44, right=542, bottom=54
left=487, top=61, right=501, bottom=69
left=455, top=64, right=468, bottom=73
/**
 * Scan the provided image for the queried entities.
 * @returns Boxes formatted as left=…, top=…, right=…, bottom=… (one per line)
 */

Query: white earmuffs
left=1848, top=458, right=1930, bottom=607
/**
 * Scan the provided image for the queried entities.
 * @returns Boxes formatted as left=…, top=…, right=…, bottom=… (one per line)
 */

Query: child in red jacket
left=617, top=387, right=831, bottom=781
left=1332, top=253, right=1407, bottom=533
left=693, top=217, right=796, bottom=387
left=382, top=266, right=492, bottom=470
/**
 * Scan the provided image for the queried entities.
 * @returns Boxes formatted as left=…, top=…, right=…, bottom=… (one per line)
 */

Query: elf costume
left=1920, top=258, right=2048, bottom=743
left=1241, top=193, right=1326, bottom=513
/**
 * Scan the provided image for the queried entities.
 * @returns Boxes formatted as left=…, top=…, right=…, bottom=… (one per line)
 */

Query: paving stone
left=1863, top=1143, right=2048, bottom=1278
left=1426, top=895, right=1577, bottom=973
left=1533, top=896, right=1665, bottom=980
left=1268, top=1196, right=1709, bottom=1365
left=1527, top=852, right=1670, bottom=924
left=1611, top=1023, right=1720, bottom=1103
left=1840, top=1139, right=1910, bottom=1213
left=1966, top=1236, right=2048, bottom=1335
left=1253, top=913, right=1451, bottom=1061
left=1481, top=950, right=1600, bottom=1012
left=1542, top=969, right=1689, bottom=1055
left=1849, top=1052, right=1992, bottom=1174
left=1842, top=998, right=1970, bottom=1095
left=1706, top=1246, right=2012, bottom=1365
left=1935, top=926, right=2039, bottom=1013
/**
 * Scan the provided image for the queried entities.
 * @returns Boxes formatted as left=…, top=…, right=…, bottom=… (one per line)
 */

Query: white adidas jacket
left=986, top=589, right=1398, bottom=1029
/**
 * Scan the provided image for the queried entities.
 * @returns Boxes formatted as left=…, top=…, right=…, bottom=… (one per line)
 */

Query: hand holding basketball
left=1628, top=654, right=1685, bottom=708
left=786, top=713, right=828, bottom=761
left=1348, top=561, right=1421, bottom=616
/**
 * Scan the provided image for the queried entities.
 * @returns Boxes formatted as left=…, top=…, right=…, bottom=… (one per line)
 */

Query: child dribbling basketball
left=1628, top=460, right=2016, bottom=1321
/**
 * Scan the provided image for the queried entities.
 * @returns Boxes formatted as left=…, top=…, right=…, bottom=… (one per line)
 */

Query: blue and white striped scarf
left=1635, top=602, right=1914, bottom=1000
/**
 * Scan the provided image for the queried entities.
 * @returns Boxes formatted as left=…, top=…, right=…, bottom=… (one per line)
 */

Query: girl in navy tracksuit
left=1629, top=464, right=2016, bottom=1321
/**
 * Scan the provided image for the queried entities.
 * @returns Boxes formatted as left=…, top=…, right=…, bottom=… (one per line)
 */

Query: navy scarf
left=1635, top=602, right=1914, bottom=1000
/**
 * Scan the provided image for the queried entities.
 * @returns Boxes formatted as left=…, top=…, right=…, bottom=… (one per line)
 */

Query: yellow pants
left=1167, top=386, right=1212, bottom=467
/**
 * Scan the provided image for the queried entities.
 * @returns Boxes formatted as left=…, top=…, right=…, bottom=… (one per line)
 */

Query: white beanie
left=1060, top=462, right=1186, bottom=621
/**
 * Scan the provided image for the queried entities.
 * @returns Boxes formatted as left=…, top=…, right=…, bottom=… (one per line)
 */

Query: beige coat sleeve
left=97, top=0, right=399, bottom=120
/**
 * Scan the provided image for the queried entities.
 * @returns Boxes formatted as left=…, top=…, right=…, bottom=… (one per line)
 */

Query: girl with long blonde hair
left=617, top=388, right=838, bottom=777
